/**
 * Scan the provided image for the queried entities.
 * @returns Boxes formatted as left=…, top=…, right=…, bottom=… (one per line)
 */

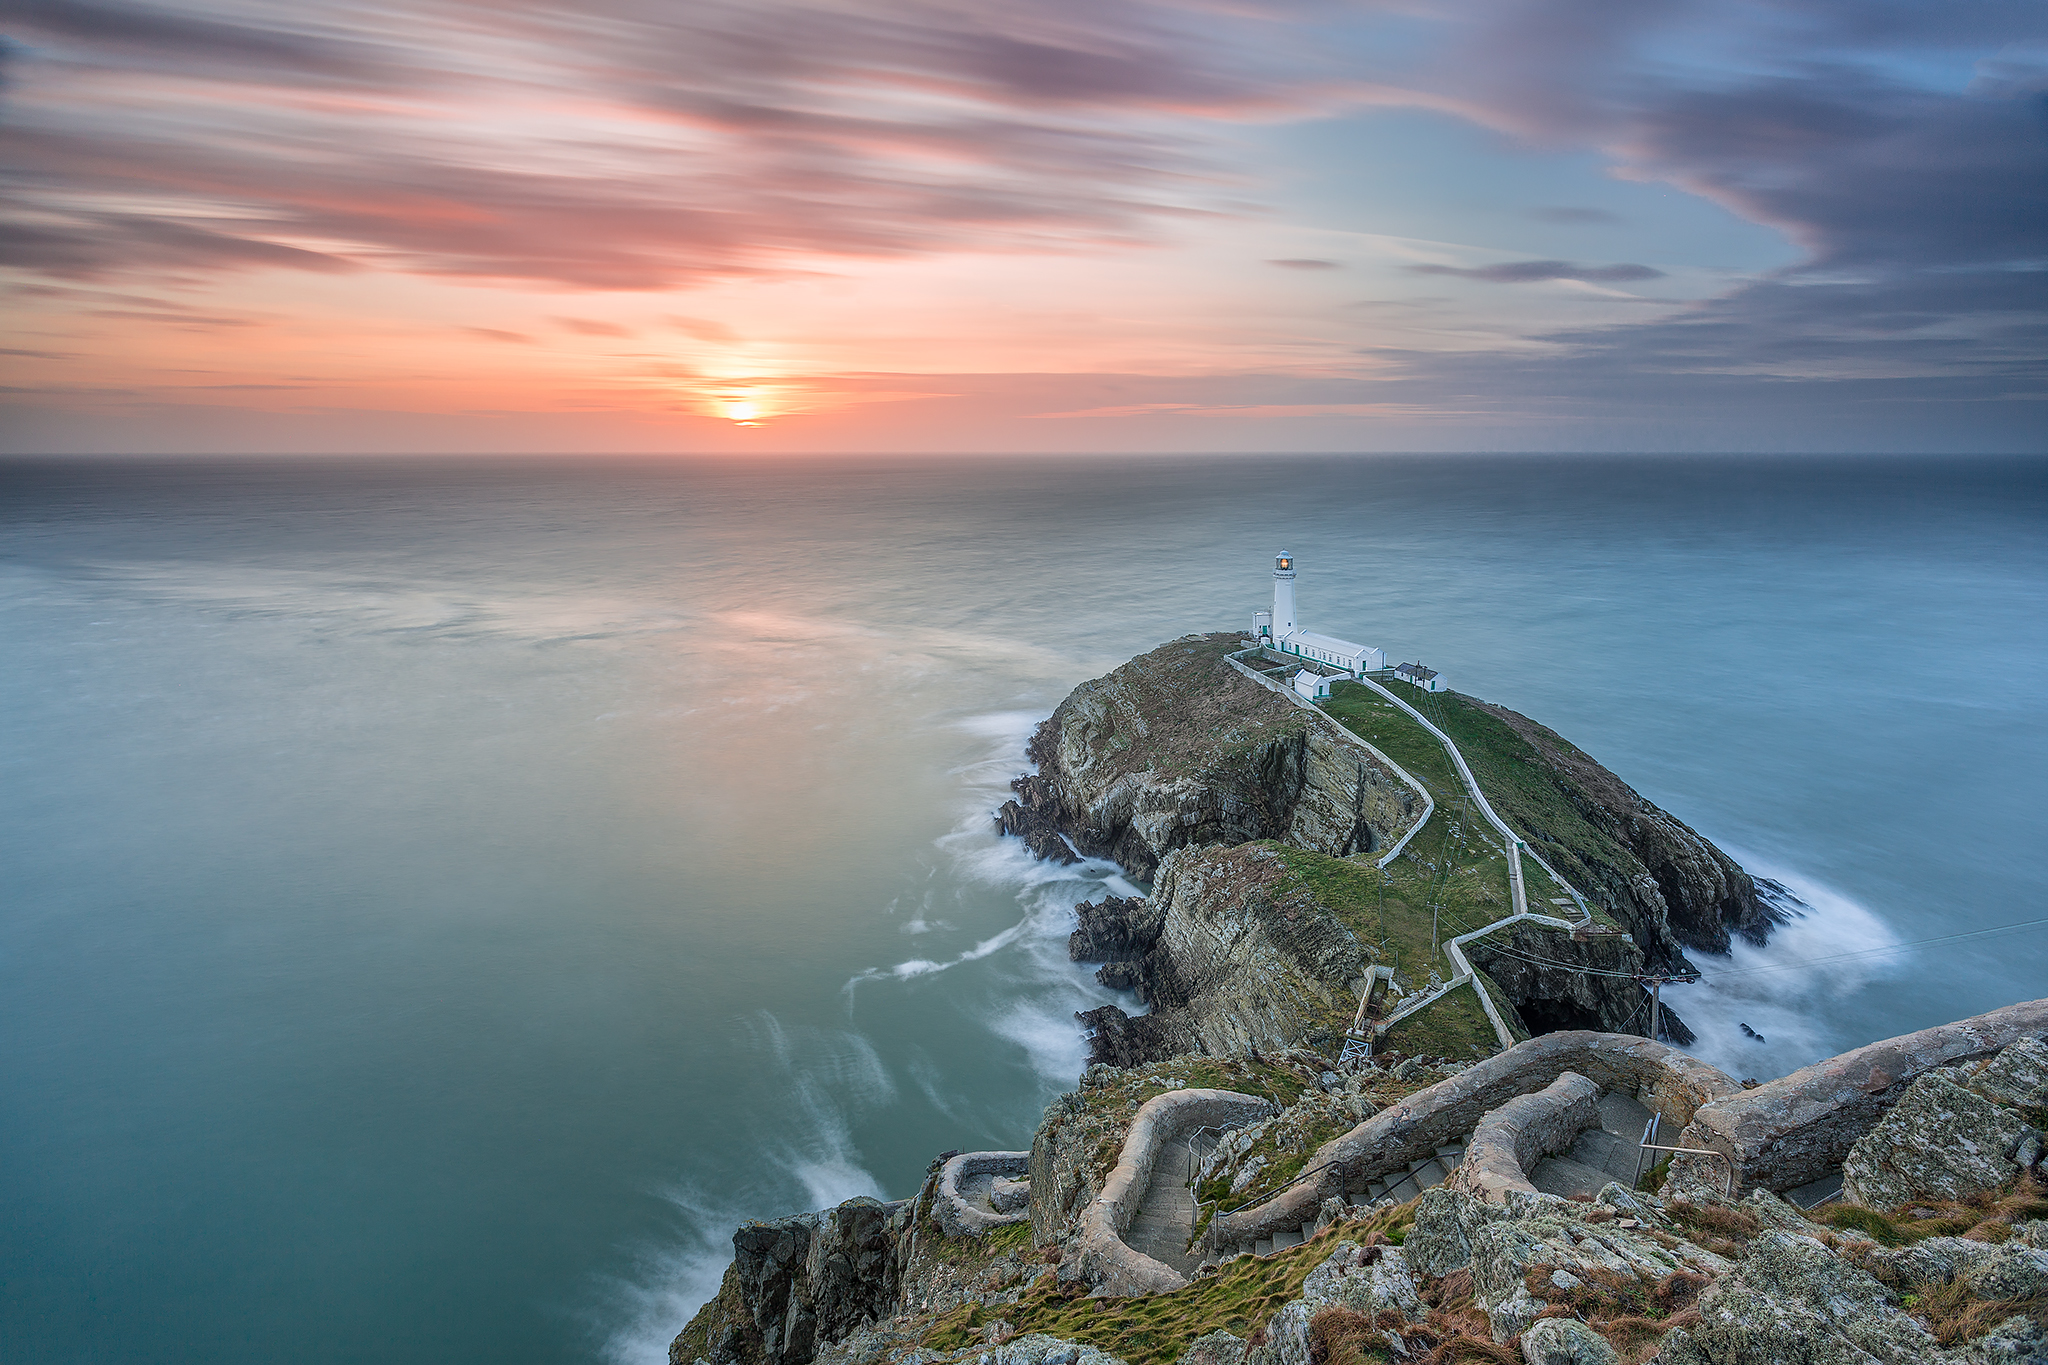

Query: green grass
left=1363, top=679, right=1662, bottom=938
left=924, top=1208, right=1417, bottom=1365
left=1379, top=980, right=1503, bottom=1059
left=1319, top=684, right=1461, bottom=803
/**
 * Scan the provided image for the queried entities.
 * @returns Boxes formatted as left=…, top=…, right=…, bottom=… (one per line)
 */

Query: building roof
left=1395, top=662, right=1438, bottom=681
left=1281, top=630, right=1376, bottom=660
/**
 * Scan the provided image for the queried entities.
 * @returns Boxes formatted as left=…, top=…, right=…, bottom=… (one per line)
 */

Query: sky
left=1, top=0, right=2044, bottom=454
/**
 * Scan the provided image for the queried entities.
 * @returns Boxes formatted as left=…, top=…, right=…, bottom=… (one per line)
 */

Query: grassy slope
left=1335, top=679, right=1639, bottom=932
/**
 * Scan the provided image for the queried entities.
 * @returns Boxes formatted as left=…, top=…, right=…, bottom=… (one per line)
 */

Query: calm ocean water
left=2, top=453, right=2043, bottom=1364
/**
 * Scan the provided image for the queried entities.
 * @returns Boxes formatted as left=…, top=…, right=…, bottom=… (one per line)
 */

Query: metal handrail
left=1631, top=1112, right=1734, bottom=1199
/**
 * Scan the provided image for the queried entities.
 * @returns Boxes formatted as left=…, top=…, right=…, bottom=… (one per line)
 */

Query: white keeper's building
left=1252, top=551, right=1385, bottom=697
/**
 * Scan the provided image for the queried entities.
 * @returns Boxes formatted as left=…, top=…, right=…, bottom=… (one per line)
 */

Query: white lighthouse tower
left=1272, top=551, right=1298, bottom=638
left=1252, top=550, right=1385, bottom=691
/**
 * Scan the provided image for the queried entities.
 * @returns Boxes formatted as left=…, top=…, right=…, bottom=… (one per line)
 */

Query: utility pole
left=1641, top=973, right=1701, bottom=1042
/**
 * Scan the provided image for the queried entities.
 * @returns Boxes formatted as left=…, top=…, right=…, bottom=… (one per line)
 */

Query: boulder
left=1173, top=1330, right=1246, bottom=1365
left=1967, top=1036, right=2048, bottom=1110
left=1654, top=1230, right=1943, bottom=1365
left=1403, top=1187, right=1508, bottom=1278
left=972, top=1335, right=1129, bottom=1365
left=990, top=1178, right=1030, bottom=1214
left=1299, top=1241, right=1426, bottom=1322
left=1519, top=1317, right=1619, bottom=1365
left=1841, top=1073, right=2035, bottom=1208
left=1959, top=1242, right=2048, bottom=1302
left=1466, top=1207, right=1731, bottom=1343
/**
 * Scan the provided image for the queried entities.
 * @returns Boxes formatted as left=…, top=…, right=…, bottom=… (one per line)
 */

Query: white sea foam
left=599, top=1012, right=890, bottom=1365
left=1663, top=851, right=1903, bottom=1082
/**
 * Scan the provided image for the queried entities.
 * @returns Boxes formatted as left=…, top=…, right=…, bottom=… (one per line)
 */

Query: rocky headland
left=673, top=632, right=2048, bottom=1365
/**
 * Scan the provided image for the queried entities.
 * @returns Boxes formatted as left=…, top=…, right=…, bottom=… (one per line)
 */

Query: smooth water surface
left=2, top=453, right=2043, bottom=1364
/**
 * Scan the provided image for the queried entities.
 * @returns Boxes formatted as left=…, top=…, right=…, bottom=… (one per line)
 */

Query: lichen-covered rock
left=960, top=1334, right=1130, bottom=1365
left=1967, top=1037, right=2048, bottom=1110
left=1299, top=1241, right=1426, bottom=1322
left=1520, top=1317, right=1620, bottom=1365
left=1959, top=1242, right=2048, bottom=1302
left=1862, top=1235, right=2004, bottom=1289
left=1404, top=1187, right=1508, bottom=1277
left=1654, top=1230, right=1942, bottom=1365
left=1466, top=1206, right=1731, bottom=1342
left=1841, top=1072, right=2035, bottom=1208
left=1173, top=1330, right=1246, bottom=1365
left=1245, top=1243, right=1425, bottom=1365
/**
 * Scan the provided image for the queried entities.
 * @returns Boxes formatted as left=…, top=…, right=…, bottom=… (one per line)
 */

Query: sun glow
left=723, top=398, right=760, bottom=425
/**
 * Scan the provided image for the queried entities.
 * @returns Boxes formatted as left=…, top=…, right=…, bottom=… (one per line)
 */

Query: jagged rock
left=1246, top=1243, right=1425, bottom=1365
left=1968, top=1037, right=2048, bottom=1110
left=1841, top=1072, right=2035, bottom=1208
left=963, top=1334, right=1129, bottom=1365
left=2013, top=1220, right=2048, bottom=1250
left=1173, top=1330, right=1246, bottom=1365
left=1072, top=843, right=1368, bottom=1066
left=1404, top=1187, right=1508, bottom=1278
left=1299, top=1241, right=1426, bottom=1322
left=1069, top=897, right=1165, bottom=967
left=1959, top=1242, right=2048, bottom=1302
left=1519, top=1317, right=1619, bottom=1365
left=1655, top=1230, right=1943, bottom=1365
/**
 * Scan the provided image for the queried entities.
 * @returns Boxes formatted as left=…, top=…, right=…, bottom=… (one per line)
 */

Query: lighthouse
left=1253, top=551, right=1385, bottom=684
left=1272, top=552, right=1298, bottom=638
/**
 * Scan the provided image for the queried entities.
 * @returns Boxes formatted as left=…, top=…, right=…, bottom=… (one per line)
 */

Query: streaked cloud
left=1, top=0, right=2041, bottom=451
left=1408, top=259, right=1664, bottom=283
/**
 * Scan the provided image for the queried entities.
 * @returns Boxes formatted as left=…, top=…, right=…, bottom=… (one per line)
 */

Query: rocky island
left=673, top=633, right=2047, bottom=1365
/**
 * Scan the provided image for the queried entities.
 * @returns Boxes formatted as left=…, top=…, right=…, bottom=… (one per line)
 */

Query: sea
left=2, top=453, right=2043, bottom=1364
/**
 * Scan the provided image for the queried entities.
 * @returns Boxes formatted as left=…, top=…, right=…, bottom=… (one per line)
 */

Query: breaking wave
left=1663, top=852, right=1903, bottom=1082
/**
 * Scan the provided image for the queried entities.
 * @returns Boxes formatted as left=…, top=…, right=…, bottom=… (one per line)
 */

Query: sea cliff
left=671, top=631, right=2048, bottom=1365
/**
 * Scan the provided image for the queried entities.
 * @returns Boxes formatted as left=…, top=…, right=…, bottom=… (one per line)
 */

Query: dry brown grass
left=1911, top=1279, right=2048, bottom=1348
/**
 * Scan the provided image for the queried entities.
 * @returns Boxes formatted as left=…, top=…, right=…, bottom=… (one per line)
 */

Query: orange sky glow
left=3, top=0, right=2042, bottom=454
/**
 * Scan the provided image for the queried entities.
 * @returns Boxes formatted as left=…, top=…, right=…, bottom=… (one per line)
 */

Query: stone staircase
left=1124, top=1130, right=1224, bottom=1275
left=1209, top=1141, right=1467, bottom=1263
left=1200, top=1089, right=1663, bottom=1264
left=1528, top=1090, right=1655, bottom=1199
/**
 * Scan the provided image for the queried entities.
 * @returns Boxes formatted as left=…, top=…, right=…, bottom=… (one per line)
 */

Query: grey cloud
left=0, top=0, right=392, bottom=78
left=1268, top=258, right=1342, bottom=269
left=1408, top=259, right=1663, bottom=282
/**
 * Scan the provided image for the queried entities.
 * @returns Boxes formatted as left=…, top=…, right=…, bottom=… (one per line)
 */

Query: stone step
left=1567, top=1128, right=1643, bottom=1184
left=1407, top=1157, right=1449, bottom=1189
left=1437, top=1144, right=1465, bottom=1161
left=1785, top=1171, right=1844, bottom=1210
left=1381, top=1171, right=1423, bottom=1203
left=1597, top=1091, right=1656, bottom=1142
left=1255, top=1237, right=1274, bottom=1256
left=1272, top=1226, right=1304, bottom=1250
left=1530, top=1155, right=1613, bottom=1200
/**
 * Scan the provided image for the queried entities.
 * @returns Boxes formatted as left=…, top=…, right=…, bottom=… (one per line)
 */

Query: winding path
left=1230, top=646, right=1595, bottom=1050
